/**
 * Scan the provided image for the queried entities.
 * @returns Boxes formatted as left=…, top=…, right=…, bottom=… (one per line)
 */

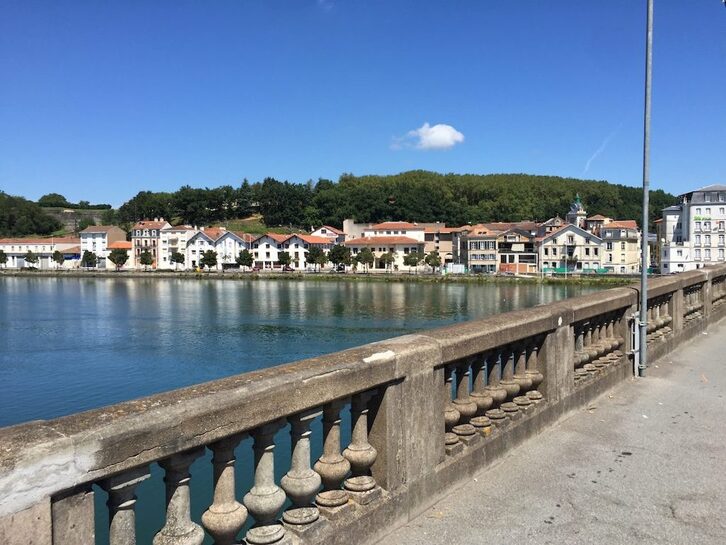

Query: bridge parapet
left=2, top=264, right=726, bottom=545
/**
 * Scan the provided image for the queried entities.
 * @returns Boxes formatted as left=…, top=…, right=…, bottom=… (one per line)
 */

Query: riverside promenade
left=386, top=320, right=726, bottom=545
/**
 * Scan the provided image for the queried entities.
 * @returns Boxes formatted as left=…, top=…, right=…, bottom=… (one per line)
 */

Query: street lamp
left=638, top=0, right=653, bottom=378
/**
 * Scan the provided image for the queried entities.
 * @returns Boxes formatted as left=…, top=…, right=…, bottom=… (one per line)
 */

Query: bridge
left=1, top=266, right=725, bottom=545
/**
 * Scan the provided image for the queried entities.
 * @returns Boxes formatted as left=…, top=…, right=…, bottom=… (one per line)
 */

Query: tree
left=101, top=209, right=118, bottom=225
left=278, top=251, right=292, bottom=268
left=52, top=250, right=65, bottom=269
left=403, top=251, right=423, bottom=274
left=356, top=248, right=375, bottom=273
left=37, top=193, right=71, bottom=208
left=81, top=250, right=97, bottom=268
left=170, top=251, right=185, bottom=271
left=379, top=251, right=396, bottom=272
left=0, top=250, right=6, bottom=268
left=306, top=246, right=325, bottom=271
left=315, top=250, right=329, bottom=271
left=425, top=250, right=441, bottom=273
left=328, top=244, right=352, bottom=269
left=139, top=250, right=153, bottom=270
left=236, top=249, right=254, bottom=270
left=200, top=250, right=218, bottom=271
left=23, top=250, right=39, bottom=268
left=108, top=249, right=129, bottom=271
left=0, top=192, right=62, bottom=236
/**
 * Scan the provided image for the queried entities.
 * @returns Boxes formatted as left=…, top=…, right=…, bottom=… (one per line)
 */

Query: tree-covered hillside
left=116, top=171, right=676, bottom=230
left=0, top=192, right=62, bottom=237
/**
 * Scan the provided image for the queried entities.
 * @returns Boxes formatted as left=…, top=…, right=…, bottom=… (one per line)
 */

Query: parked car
left=282, top=265, right=294, bottom=272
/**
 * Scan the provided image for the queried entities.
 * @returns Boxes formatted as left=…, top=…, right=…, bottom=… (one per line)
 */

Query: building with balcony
left=661, top=185, right=726, bottom=273
left=159, top=225, right=198, bottom=269
left=0, top=237, right=80, bottom=269
left=538, top=225, right=603, bottom=273
left=131, top=219, right=171, bottom=269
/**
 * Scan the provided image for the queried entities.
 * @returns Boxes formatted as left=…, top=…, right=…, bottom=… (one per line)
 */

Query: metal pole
left=639, top=0, right=653, bottom=378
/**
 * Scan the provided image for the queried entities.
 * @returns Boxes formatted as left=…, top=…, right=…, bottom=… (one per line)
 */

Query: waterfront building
left=344, top=235, right=425, bottom=270
left=464, top=224, right=498, bottom=273
left=106, top=241, right=132, bottom=269
left=185, top=227, right=226, bottom=270
left=159, top=225, right=198, bottom=269
left=131, top=218, right=171, bottom=269
left=424, top=225, right=466, bottom=266
left=496, top=228, right=538, bottom=274
left=599, top=220, right=642, bottom=274
left=0, top=237, right=80, bottom=269
left=660, top=185, right=726, bottom=273
left=252, top=233, right=291, bottom=270
left=214, top=231, right=255, bottom=270
left=538, top=225, right=603, bottom=273
left=79, top=225, right=127, bottom=269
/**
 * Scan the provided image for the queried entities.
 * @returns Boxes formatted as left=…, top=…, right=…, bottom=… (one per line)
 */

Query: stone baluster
left=100, top=466, right=150, bottom=545
left=482, top=350, right=507, bottom=407
left=281, top=409, right=323, bottom=526
left=202, top=434, right=248, bottom=545
left=451, top=361, right=477, bottom=442
left=525, top=338, right=544, bottom=392
left=244, top=422, right=288, bottom=545
left=498, top=345, right=520, bottom=401
left=442, top=365, right=462, bottom=453
left=512, top=342, right=533, bottom=394
left=584, top=322, right=598, bottom=362
left=154, top=449, right=205, bottom=545
left=469, top=353, right=493, bottom=416
left=574, top=326, right=586, bottom=367
left=343, top=391, right=380, bottom=503
left=314, top=400, right=351, bottom=508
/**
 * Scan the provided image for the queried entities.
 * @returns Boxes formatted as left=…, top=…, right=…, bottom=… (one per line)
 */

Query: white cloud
left=392, top=122, right=465, bottom=151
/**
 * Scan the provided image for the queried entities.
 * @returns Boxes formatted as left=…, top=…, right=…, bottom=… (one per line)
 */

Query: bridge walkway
left=383, top=321, right=726, bottom=545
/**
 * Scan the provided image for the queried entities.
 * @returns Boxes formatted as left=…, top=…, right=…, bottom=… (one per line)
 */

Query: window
left=608, top=253, right=613, bottom=262
left=706, top=208, right=711, bottom=215
left=696, top=235, right=701, bottom=245
left=720, top=235, right=725, bottom=246
left=706, top=235, right=711, bottom=245
left=544, top=248, right=549, bottom=256
left=695, top=249, right=701, bottom=259
left=552, top=248, right=557, bottom=255
left=705, top=249, right=711, bottom=260
left=567, top=236, right=574, bottom=244
left=696, top=208, right=702, bottom=215
left=677, top=250, right=683, bottom=257
left=621, top=242, right=625, bottom=250
left=594, top=248, right=599, bottom=256
left=606, top=242, right=613, bottom=250
left=695, top=221, right=701, bottom=232
left=585, top=248, right=590, bottom=256
left=705, top=193, right=712, bottom=202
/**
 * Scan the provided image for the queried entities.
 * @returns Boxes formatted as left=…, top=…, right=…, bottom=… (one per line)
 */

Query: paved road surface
left=383, top=320, right=726, bottom=545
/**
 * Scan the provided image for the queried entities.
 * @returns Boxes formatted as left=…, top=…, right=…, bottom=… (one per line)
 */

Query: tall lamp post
left=638, top=0, right=653, bottom=378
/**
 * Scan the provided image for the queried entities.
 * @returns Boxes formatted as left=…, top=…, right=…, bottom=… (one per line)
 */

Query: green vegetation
left=236, top=249, right=254, bottom=269
left=81, top=251, right=98, bottom=268
left=112, top=171, right=675, bottom=231
left=170, top=251, right=185, bottom=270
left=328, top=244, right=352, bottom=268
left=425, top=250, right=442, bottom=272
left=0, top=192, right=62, bottom=236
left=37, top=193, right=111, bottom=210
left=24, top=250, right=39, bottom=267
left=52, top=250, right=65, bottom=268
left=278, top=251, right=292, bottom=267
left=200, top=250, right=218, bottom=270
left=0, top=250, right=6, bottom=267
left=139, top=250, right=153, bottom=270
left=108, top=249, right=129, bottom=270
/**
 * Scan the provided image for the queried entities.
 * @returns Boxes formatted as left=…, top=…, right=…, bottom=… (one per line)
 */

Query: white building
left=131, top=219, right=171, bottom=269
left=79, top=225, right=127, bottom=269
left=251, top=234, right=290, bottom=270
left=538, top=225, right=603, bottom=273
left=159, top=225, right=197, bottom=269
left=214, top=231, right=255, bottom=270
left=310, top=225, right=345, bottom=244
left=661, top=185, right=726, bottom=273
left=0, top=237, right=80, bottom=269
left=185, top=227, right=227, bottom=270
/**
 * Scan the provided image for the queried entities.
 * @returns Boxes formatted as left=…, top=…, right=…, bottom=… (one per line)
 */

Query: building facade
left=79, top=226, right=127, bottom=269
left=131, top=219, right=171, bottom=269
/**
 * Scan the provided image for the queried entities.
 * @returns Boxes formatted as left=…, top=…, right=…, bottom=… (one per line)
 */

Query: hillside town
left=0, top=186, right=722, bottom=275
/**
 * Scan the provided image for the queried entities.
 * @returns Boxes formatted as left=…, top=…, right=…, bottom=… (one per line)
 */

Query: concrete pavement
left=382, top=320, right=726, bottom=545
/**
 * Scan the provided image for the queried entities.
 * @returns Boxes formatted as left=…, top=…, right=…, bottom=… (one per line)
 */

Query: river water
left=0, top=276, right=605, bottom=543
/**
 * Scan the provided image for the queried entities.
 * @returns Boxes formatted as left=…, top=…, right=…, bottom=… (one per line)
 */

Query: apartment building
left=79, top=225, right=126, bottom=269
left=310, top=226, right=345, bottom=244
left=464, top=224, right=498, bottom=273
left=600, top=220, right=641, bottom=274
left=497, top=228, right=538, bottom=274
left=131, top=219, right=171, bottom=269
left=661, top=185, right=726, bottom=273
left=185, top=228, right=227, bottom=269
left=159, top=225, right=197, bottom=269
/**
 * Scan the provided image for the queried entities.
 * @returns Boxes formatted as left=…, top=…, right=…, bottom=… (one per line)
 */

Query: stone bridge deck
left=385, top=321, right=726, bottom=545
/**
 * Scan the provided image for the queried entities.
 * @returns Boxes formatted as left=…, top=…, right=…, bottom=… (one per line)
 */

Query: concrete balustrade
left=3, top=264, right=726, bottom=545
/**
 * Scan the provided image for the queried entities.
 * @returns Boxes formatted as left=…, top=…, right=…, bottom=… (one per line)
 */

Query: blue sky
left=1, top=0, right=724, bottom=206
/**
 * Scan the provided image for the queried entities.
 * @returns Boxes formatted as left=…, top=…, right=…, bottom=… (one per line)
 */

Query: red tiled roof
left=482, top=221, right=538, bottom=232
left=586, top=214, right=609, bottom=221
left=298, top=235, right=332, bottom=245
left=132, top=220, right=169, bottom=230
left=199, top=227, right=226, bottom=241
left=369, top=222, right=424, bottom=230
left=231, top=231, right=256, bottom=243
left=165, top=225, right=196, bottom=231
left=604, top=220, right=638, bottom=230
left=345, top=236, right=423, bottom=246
left=108, top=241, right=132, bottom=250
left=424, top=226, right=462, bottom=233
left=62, top=246, right=81, bottom=254
left=265, top=233, right=292, bottom=243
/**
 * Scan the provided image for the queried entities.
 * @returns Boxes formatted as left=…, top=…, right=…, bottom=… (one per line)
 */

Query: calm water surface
left=1, top=277, right=603, bottom=427
left=2, top=276, right=607, bottom=544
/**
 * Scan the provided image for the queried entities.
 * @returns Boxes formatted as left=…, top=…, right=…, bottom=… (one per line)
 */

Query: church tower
left=566, top=194, right=587, bottom=228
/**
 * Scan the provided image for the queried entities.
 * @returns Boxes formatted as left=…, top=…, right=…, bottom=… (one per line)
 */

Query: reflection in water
left=0, top=277, right=600, bottom=427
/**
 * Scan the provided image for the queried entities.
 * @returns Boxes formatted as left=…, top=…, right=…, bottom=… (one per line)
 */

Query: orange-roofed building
left=0, top=237, right=80, bottom=269
left=311, top=225, right=345, bottom=244
left=131, top=218, right=171, bottom=269
left=344, top=235, right=425, bottom=271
